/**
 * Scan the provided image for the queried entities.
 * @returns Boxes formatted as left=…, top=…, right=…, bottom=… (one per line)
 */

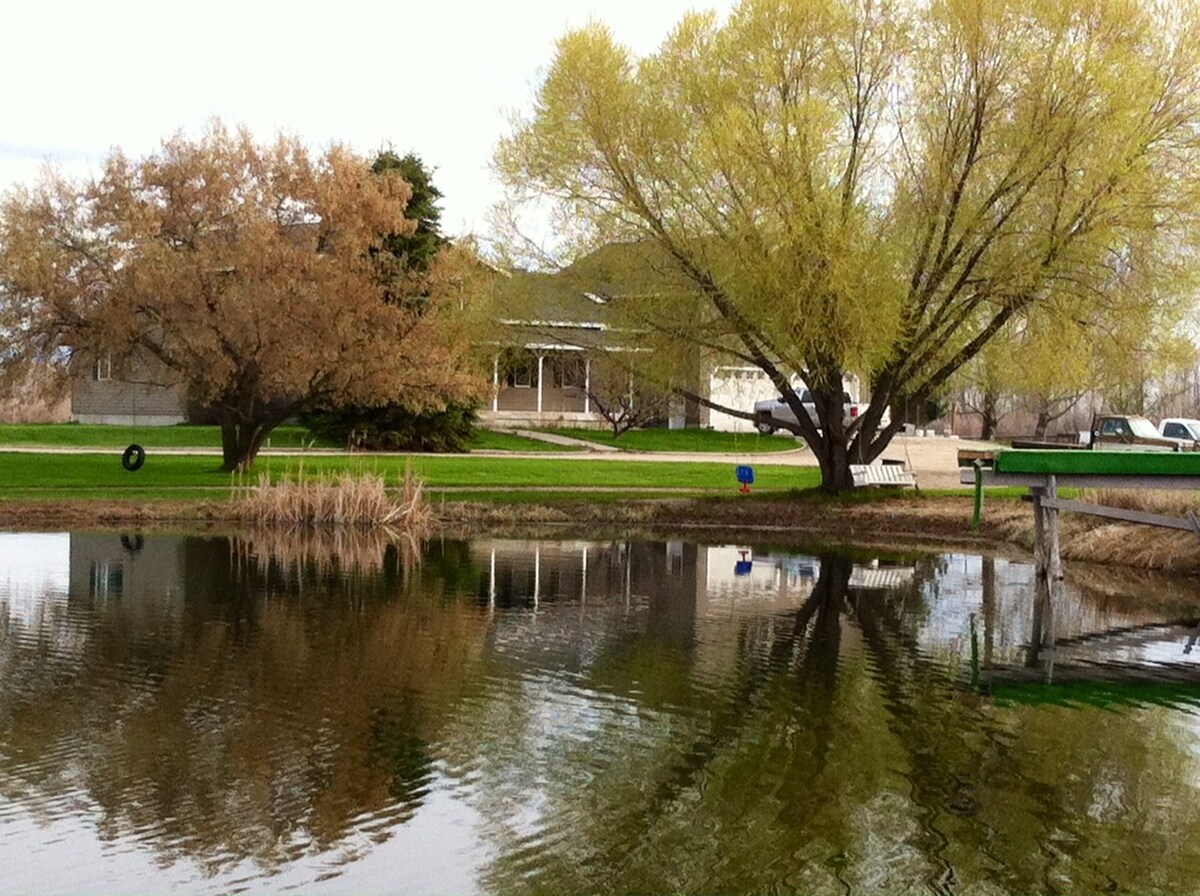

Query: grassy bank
left=0, top=423, right=334, bottom=449
left=0, top=423, right=795, bottom=455
left=0, top=450, right=825, bottom=501
left=2, top=439, right=1198, bottom=575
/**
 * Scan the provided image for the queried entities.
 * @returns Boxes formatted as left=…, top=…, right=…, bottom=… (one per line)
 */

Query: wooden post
left=1028, top=484, right=1047, bottom=669
left=972, top=461, right=984, bottom=531
left=981, top=556, right=996, bottom=667
left=1028, top=478, right=1058, bottom=682
left=1045, top=475, right=1062, bottom=584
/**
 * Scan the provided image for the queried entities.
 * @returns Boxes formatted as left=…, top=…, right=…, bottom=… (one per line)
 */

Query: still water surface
left=2, top=531, right=1200, bottom=894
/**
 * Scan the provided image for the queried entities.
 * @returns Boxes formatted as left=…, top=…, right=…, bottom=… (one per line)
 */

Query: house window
left=507, top=357, right=536, bottom=388
left=90, top=560, right=123, bottom=598
left=93, top=354, right=112, bottom=382
left=553, top=356, right=587, bottom=389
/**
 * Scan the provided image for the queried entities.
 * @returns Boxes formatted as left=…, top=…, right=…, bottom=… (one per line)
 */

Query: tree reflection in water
left=0, top=537, right=1199, bottom=894
left=0, top=535, right=490, bottom=873
left=475, top=553, right=1200, bottom=896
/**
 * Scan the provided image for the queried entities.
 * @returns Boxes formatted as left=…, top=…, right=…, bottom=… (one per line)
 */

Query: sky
left=1, top=0, right=734, bottom=242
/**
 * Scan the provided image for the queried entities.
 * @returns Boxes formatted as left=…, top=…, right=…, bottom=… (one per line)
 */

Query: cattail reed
left=232, top=465, right=430, bottom=537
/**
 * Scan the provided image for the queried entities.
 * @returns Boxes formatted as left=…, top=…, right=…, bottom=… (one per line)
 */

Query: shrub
left=304, top=402, right=478, bottom=452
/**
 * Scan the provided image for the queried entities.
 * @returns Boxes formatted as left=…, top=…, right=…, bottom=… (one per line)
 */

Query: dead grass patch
left=231, top=466, right=429, bottom=533
left=232, top=525, right=420, bottom=578
left=1080, top=488, right=1200, bottom=517
left=227, top=467, right=430, bottom=569
left=990, top=493, right=1200, bottom=574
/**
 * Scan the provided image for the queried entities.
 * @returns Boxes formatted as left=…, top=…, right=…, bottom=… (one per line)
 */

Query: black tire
left=755, top=422, right=776, bottom=435
left=121, top=444, right=146, bottom=471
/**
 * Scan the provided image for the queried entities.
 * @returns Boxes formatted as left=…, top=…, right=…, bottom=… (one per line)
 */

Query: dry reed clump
left=1062, top=518, right=1200, bottom=573
left=1080, top=488, right=1200, bottom=517
left=232, top=525, right=421, bottom=579
left=991, top=491, right=1200, bottom=574
left=233, top=467, right=430, bottom=535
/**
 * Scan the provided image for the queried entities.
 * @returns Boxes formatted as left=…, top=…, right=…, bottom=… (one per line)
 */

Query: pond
left=2, top=530, right=1200, bottom=894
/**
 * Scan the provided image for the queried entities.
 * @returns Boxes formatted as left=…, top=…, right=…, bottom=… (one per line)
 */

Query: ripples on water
left=2, top=533, right=1200, bottom=894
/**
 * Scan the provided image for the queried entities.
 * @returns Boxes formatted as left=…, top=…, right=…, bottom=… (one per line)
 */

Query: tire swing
left=121, top=444, right=146, bottom=472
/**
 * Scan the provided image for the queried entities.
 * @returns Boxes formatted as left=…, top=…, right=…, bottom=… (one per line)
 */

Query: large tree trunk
left=212, top=383, right=300, bottom=472
left=793, top=380, right=894, bottom=494
left=1033, top=408, right=1051, bottom=440
left=218, top=419, right=272, bottom=477
left=981, top=391, right=999, bottom=440
left=216, top=411, right=277, bottom=473
left=814, top=438, right=856, bottom=494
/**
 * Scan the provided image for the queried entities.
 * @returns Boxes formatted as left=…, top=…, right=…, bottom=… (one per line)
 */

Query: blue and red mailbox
left=735, top=465, right=755, bottom=494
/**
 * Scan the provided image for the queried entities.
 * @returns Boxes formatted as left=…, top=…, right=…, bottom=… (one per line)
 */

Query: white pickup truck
left=1158, top=417, right=1200, bottom=449
left=753, top=389, right=887, bottom=435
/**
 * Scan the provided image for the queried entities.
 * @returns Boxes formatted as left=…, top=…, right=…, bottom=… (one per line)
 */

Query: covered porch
left=480, top=346, right=609, bottom=430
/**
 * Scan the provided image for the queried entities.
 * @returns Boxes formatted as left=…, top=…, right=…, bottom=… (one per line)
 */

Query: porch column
left=536, top=354, right=545, bottom=413
left=489, top=549, right=496, bottom=610
left=534, top=543, right=541, bottom=609
left=584, top=358, right=591, bottom=414
left=492, top=355, right=499, bottom=412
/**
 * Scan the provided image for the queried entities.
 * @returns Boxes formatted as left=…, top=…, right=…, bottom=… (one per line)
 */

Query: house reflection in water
left=469, top=540, right=913, bottom=617
left=68, top=532, right=186, bottom=604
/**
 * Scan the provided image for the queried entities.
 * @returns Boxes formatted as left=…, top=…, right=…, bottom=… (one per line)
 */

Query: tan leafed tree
left=0, top=123, right=487, bottom=471
left=497, top=0, right=1200, bottom=492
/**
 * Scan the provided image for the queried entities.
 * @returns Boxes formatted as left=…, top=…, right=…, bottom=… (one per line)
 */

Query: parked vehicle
left=1088, top=414, right=1188, bottom=451
left=753, top=389, right=887, bottom=435
left=1012, top=414, right=1191, bottom=451
left=1157, top=417, right=1200, bottom=449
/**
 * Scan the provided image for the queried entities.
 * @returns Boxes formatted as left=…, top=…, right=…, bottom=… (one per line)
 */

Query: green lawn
left=0, top=423, right=335, bottom=449
left=0, top=451, right=824, bottom=500
left=0, top=423, right=803, bottom=458
left=547, top=427, right=800, bottom=453
left=0, top=423, right=584, bottom=455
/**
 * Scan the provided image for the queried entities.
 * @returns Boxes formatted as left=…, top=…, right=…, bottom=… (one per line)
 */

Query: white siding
left=706, top=367, right=784, bottom=432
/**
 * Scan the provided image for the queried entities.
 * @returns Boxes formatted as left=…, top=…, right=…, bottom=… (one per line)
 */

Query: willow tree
left=497, top=0, right=1200, bottom=492
left=0, top=124, right=486, bottom=471
left=953, top=283, right=1199, bottom=438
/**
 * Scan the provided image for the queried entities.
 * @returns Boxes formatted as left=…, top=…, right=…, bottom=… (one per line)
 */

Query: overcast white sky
left=1, top=0, right=733, bottom=241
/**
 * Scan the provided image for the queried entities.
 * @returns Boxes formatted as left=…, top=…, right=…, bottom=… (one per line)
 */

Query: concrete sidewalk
left=512, top=429, right=622, bottom=451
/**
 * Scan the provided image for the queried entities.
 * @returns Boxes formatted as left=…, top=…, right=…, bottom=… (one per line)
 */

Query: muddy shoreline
left=3, top=494, right=1197, bottom=575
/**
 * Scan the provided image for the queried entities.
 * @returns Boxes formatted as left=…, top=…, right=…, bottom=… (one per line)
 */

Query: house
left=70, top=242, right=796, bottom=433
left=486, top=246, right=866, bottom=433
left=71, top=351, right=190, bottom=426
left=483, top=245, right=706, bottom=431
left=481, top=256, right=658, bottom=430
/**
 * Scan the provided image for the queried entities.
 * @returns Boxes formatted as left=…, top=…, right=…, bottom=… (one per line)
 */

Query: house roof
left=491, top=242, right=684, bottom=351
